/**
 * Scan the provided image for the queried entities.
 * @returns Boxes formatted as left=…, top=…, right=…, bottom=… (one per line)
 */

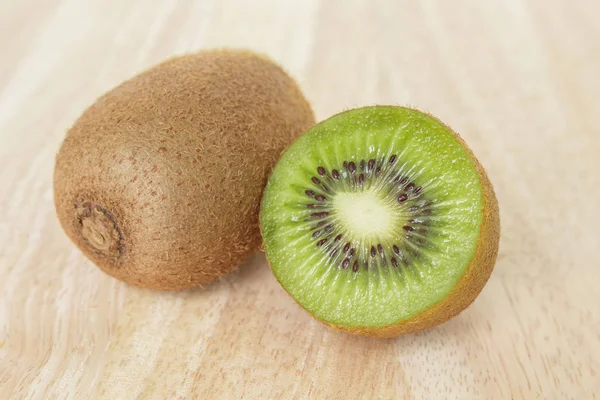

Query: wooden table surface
left=1, top=0, right=599, bottom=399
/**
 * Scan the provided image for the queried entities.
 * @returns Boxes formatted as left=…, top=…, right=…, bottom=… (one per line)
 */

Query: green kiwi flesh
left=261, top=106, right=497, bottom=332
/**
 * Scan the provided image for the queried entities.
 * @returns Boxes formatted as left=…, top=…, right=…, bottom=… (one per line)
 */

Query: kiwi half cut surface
left=260, top=106, right=499, bottom=337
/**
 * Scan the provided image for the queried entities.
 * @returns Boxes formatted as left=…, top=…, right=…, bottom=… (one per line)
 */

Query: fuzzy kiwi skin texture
left=262, top=107, right=500, bottom=338
left=54, top=49, right=315, bottom=290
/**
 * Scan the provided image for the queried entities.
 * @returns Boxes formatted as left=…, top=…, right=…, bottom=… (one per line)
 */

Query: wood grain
left=1, top=0, right=599, bottom=398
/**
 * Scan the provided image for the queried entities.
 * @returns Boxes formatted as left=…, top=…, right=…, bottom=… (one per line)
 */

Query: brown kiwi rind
left=54, top=49, right=315, bottom=290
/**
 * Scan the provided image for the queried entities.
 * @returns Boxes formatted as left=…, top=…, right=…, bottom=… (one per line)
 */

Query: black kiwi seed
left=348, top=162, right=356, bottom=174
left=310, top=212, right=329, bottom=219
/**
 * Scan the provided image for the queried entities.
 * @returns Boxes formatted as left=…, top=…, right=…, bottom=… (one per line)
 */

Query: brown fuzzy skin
left=328, top=110, right=500, bottom=337
left=54, top=49, right=315, bottom=290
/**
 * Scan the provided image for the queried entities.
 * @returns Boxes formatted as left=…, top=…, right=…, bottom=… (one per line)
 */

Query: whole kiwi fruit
left=260, top=106, right=499, bottom=337
left=54, top=49, right=315, bottom=290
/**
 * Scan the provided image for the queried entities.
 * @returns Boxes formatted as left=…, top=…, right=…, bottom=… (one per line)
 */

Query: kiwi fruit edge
left=260, top=106, right=500, bottom=338
left=54, top=49, right=315, bottom=290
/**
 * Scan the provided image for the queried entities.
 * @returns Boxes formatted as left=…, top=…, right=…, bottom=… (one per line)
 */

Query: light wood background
left=1, top=0, right=599, bottom=399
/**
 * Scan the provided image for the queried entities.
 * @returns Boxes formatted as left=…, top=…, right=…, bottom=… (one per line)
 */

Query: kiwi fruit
left=260, top=106, right=499, bottom=337
left=54, top=49, right=315, bottom=290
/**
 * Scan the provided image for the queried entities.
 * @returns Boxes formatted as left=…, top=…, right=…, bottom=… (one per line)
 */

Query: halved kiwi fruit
left=260, top=106, right=499, bottom=337
left=54, top=49, right=314, bottom=290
